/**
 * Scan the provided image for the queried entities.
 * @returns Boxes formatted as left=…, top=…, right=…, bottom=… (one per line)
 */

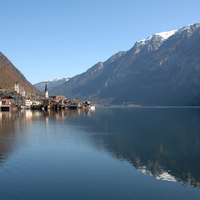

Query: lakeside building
left=14, top=82, right=25, bottom=96
left=0, top=82, right=92, bottom=111
left=1, top=93, right=25, bottom=107
left=0, top=99, right=11, bottom=111
left=25, top=99, right=32, bottom=108
left=14, top=82, right=19, bottom=93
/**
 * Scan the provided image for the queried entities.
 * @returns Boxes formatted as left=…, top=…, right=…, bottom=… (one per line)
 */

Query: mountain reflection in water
left=0, top=107, right=200, bottom=189
left=73, top=107, right=200, bottom=188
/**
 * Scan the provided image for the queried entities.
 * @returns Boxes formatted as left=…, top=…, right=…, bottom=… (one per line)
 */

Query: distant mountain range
left=0, top=52, right=41, bottom=96
left=48, top=23, right=200, bottom=106
left=33, top=78, right=70, bottom=92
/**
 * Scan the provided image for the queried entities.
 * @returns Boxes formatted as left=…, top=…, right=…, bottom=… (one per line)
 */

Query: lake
left=0, top=107, right=200, bottom=200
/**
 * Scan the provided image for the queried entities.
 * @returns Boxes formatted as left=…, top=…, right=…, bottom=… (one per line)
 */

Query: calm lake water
left=0, top=107, right=200, bottom=200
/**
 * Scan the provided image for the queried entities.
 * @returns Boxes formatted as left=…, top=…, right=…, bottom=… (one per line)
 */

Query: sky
left=0, top=0, right=199, bottom=84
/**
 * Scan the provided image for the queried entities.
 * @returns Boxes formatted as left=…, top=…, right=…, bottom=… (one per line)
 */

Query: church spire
left=44, top=82, right=49, bottom=98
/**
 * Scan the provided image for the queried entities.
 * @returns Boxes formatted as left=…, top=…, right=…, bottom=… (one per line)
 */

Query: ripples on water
left=0, top=107, right=200, bottom=200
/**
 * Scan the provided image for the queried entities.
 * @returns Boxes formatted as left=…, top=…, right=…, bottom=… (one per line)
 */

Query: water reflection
left=42, top=108, right=93, bottom=118
left=71, top=108, right=200, bottom=188
left=0, top=107, right=200, bottom=189
left=0, top=109, right=93, bottom=165
left=0, top=110, right=43, bottom=165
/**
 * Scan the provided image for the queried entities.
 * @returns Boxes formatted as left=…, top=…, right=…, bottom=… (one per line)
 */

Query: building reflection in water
left=0, top=108, right=93, bottom=165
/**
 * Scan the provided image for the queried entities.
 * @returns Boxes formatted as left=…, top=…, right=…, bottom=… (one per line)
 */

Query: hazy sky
left=0, top=0, right=199, bottom=84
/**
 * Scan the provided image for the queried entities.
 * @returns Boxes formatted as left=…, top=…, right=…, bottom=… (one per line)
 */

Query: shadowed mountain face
left=49, top=23, right=200, bottom=106
left=0, top=52, right=41, bottom=95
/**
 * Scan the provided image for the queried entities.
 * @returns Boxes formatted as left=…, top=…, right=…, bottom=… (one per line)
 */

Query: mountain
left=34, top=78, right=70, bottom=92
left=49, top=23, right=200, bottom=106
left=0, top=52, right=41, bottom=96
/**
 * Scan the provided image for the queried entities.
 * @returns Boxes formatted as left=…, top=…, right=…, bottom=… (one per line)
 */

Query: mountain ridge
left=48, top=23, right=200, bottom=105
left=34, top=78, right=70, bottom=92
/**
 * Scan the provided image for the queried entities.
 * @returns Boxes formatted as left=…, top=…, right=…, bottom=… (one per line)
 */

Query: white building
left=25, top=99, right=32, bottom=108
left=14, top=82, right=19, bottom=93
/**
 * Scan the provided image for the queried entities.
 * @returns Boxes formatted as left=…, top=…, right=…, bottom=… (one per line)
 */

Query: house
left=32, top=100, right=42, bottom=106
left=65, top=98, right=81, bottom=109
left=25, top=99, right=32, bottom=108
left=1, top=93, right=25, bottom=107
left=55, top=95, right=67, bottom=100
left=0, top=99, right=11, bottom=111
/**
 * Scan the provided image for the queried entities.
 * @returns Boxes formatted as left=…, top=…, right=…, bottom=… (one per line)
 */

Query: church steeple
left=44, top=82, right=49, bottom=98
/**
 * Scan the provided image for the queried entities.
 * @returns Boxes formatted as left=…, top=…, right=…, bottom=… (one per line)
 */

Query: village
left=0, top=82, right=92, bottom=111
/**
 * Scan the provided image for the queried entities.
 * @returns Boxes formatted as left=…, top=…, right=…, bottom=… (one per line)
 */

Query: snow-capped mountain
left=136, top=30, right=177, bottom=48
left=49, top=23, right=200, bottom=106
left=137, top=24, right=193, bottom=47
left=34, top=78, right=70, bottom=92
left=44, top=78, right=70, bottom=82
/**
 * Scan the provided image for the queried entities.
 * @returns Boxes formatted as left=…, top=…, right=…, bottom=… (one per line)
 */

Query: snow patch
left=139, top=166, right=177, bottom=183
left=176, top=24, right=192, bottom=34
left=44, top=78, right=68, bottom=82
left=156, top=171, right=177, bottom=182
left=136, top=24, right=195, bottom=48
left=54, top=78, right=63, bottom=81
left=156, top=30, right=177, bottom=40
left=137, top=30, right=176, bottom=47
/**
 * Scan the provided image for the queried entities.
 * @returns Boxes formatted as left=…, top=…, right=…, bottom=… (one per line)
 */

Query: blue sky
left=0, top=0, right=199, bottom=84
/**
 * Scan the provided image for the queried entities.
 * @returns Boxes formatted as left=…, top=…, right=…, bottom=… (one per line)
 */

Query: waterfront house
left=25, top=99, right=32, bottom=108
left=1, top=95, right=15, bottom=104
left=0, top=99, right=11, bottom=111
left=32, top=100, right=42, bottom=106
left=1, top=93, right=25, bottom=107
left=65, top=98, right=81, bottom=109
